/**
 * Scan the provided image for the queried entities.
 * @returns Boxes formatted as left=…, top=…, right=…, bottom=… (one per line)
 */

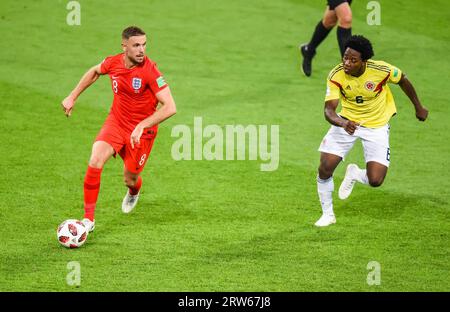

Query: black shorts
left=327, top=0, right=352, bottom=10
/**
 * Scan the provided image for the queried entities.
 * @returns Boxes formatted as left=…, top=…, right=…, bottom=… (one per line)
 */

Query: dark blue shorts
left=327, top=0, right=352, bottom=10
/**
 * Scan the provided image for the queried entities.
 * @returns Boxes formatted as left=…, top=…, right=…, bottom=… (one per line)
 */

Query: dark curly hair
left=344, top=35, right=374, bottom=61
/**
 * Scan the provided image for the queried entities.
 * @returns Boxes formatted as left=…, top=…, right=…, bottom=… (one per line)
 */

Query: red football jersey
left=100, top=53, right=168, bottom=138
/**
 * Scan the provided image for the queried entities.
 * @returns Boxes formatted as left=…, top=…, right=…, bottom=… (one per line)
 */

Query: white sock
left=354, top=167, right=369, bottom=185
left=317, top=176, right=334, bottom=216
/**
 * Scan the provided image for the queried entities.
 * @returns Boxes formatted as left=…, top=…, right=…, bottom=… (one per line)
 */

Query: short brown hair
left=122, top=26, right=146, bottom=39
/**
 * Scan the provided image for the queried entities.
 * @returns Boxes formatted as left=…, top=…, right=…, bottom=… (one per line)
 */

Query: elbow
left=90, top=71, right=100, bottom=84
left=167, top=105, right=177, bottom=117
left=324, top=109, right=331, bottom=121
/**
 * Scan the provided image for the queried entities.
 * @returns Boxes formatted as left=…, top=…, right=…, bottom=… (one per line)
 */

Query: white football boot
left=81, top=218, right=95, bottom=233
left=122, top=190, right=140, bottom=213
left=339, top=164, right=359, bottom=200
left=314, top=214, right=336, bottom=227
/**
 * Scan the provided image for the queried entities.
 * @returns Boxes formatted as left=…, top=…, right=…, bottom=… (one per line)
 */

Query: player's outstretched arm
left=61, top=64, right=103, bottom=117
left=130, top=87, right=177, bottom=149
left=324, top=99, right=359, bottom=135
left=398, top=73, right=428, bottom=122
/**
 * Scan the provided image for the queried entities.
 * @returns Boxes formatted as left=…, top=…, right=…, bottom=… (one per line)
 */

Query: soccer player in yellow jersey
left=315, top=35, right=428, bottom=227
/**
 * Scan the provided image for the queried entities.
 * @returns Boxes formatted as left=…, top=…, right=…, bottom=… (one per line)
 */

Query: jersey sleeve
left=384, top=62, right=402, bottom=84
left=100, top=56, right=114, bottom=75
left=148, top=63, right=168, bottom=94
left=325, top=78, right=341, bottom=101
left=324, top=65, right=343, bottom=101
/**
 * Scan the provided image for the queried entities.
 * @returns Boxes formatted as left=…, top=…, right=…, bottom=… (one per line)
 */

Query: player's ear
left=121, top=39, right=127, bottom=52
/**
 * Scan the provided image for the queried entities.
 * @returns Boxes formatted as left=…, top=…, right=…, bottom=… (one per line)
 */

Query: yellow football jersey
left=325, top=60, right=402, bottom=128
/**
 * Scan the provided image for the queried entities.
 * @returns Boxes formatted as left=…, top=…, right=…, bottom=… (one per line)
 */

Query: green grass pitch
left=0, top=0, right=449, bottom=291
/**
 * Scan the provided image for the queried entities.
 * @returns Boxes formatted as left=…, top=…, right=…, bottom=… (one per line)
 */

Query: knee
left=338, top=13, right=352, bottom=28
left=318, top=165, right=333, bottom=180
left=368, top=176, right=384, bottom=187
left=88, top=155, right=105, bottom=169
left=323, top=19, right=337, bottom=29
left=323, top=16, right=337, bottom=29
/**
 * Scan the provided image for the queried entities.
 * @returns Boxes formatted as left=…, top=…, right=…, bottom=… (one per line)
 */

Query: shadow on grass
left=336, top=189, right=448, bottom=220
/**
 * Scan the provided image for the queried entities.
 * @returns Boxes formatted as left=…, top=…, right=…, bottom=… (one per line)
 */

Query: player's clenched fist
left=415, top=106, right=428, bottom=122
left=62, top=96, right=75, bottom=117
left=343, top=119, right=359, bottom=135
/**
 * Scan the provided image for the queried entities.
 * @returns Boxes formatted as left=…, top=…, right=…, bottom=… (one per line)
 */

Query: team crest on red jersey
left=365, top=81, right=375, bottom=91
left=132, top=77, right=142, bottom=90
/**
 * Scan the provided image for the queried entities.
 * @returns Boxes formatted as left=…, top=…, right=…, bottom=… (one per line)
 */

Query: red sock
left=129, top=176, right=142, bottom=195
left=83, top=166, right=103, bottom=221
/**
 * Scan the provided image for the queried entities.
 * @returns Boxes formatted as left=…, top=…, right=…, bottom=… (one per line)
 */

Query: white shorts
left=318, top=124, right=391, bottom=167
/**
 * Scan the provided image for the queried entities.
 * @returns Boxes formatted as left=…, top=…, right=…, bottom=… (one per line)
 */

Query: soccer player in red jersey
left=61, top=26, right=177, bottom=232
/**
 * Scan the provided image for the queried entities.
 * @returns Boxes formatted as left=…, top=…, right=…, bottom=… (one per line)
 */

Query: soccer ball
left=57, top=219, right=88, bottom=248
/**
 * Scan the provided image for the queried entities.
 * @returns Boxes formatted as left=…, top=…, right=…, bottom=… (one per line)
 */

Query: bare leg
left=366, top=161, right=388, bottom=187
left=334, top=2, right=352, bottom=56
left=322, top=6, right=338, bottom=29
left=89, top=141, right=115, bottom=169
left=334, top=2, right=352, bottom=28
left=318, top=152, right=342, bottom=180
